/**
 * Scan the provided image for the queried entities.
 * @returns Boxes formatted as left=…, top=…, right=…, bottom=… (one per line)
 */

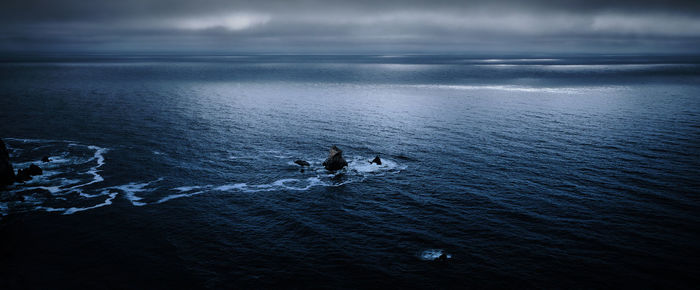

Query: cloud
left=170, top=13, right=271, bottom=31
left=1, top=0, right=699, bottom=53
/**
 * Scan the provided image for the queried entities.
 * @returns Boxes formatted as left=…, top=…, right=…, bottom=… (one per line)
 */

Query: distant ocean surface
left=1, top=55, right=699, bottom=288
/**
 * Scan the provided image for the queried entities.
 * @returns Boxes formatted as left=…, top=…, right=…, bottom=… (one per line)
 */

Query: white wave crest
left=109, top=178, right=163, bottom=207
left=64, top=191, right=118, bottom=215
left=347, top=156, right=406, bottom=174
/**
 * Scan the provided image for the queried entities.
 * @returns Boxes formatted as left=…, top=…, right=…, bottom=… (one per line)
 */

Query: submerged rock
left=294, top=160, right=310, bottom=167
left=0, top=139, right=15, bottom=185
left=322, top=145, right=348, bottom=171
left=370, top=155, right=382, bottom=165
left=42, top=156, right=51, bottom=162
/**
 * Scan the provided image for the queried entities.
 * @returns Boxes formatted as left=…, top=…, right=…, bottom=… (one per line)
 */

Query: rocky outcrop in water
left=0, top=139, right=15, bottom=186
left=15, top=164, right=43, bottom=183
left=323, top=145, right=348, bottom=171
left=42, top=156, right=51, bottom=162
left=28, top=164, right=42, bottom=176
left=15, top=168, right=31, bottom=182
left=370, top=155, right=382, bottom=165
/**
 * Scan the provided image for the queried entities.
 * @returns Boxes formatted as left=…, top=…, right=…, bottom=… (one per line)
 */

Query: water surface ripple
left=0, top=55, right=699, bottom=288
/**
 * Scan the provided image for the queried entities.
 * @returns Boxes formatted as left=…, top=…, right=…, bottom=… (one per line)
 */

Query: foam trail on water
left=10, top=178, right=83, bottom=196
left=272, top=177, right=328, bottom=191
left=157, top=156, right=405, bottom=202
left=64, top=192, right=118, bottom=215
left=35, top=206, right=67, bottom=212
left=68, top=146, right=107, bottom=189
left=215, top=183, right=248, bottom=191
left=2, top=142, right=407, bottom=216
left=0, top=139, right=118, bottom=218
left=79, top=190, right=111, bottom=198
left=112, top=178, right=164, bottom=206
left=35, top=186, right=64, bottom=194
left=212, top=177, right=330, bottom=193
left=174, top=185, right=209, bottom=192
left=157, top=191, right=205, bottom=204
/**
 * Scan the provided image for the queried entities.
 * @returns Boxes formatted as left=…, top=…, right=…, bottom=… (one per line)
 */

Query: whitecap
left=347, top=156, right=405, bottom=174
left=419, top=249, right=452, bottom=261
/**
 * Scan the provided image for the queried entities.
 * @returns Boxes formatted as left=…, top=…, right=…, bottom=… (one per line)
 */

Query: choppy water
left=1, top=55, right=699, bottom=288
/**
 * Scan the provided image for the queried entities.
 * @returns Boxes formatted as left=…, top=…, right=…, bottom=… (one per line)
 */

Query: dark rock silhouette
left=436, top=253, right=449, bottom=263
left=42, top=156, right=51, bottom=162
left=369, top=155, right=382, bottom=165
left=0, top=139, right=15, bottom=185
left=322, top=145, right=348, bottom=171
left=15, top=168, right=31, bottom=182
left=28, top=164, right=42, bottom=176
left=294, top=160, right=310, bottom=167
left=15, top=164, right=43, bottom=183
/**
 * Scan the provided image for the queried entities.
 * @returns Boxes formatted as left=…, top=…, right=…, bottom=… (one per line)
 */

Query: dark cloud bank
left=1, top=0, right=699, bottom=54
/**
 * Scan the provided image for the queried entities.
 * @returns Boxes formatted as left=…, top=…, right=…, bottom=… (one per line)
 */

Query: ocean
left=1, top=55, right=699, bottom=288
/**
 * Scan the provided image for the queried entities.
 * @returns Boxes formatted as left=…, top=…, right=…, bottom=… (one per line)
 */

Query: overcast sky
left=2, top=0, right=699, bottom=54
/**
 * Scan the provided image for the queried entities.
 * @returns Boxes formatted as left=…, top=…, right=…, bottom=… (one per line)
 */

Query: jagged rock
left=14, top=164, right=42, bottom=183
left=42, top=156, right=51, bottom=162
left=370, top=155, right=382, bottom=165
left=294, top=160, right=310, bottom=167
left=0, top=139, right=15, bottom=186
left=322, top=145, right=348, bottom=171
left=28, top=164, right=42, bottom=176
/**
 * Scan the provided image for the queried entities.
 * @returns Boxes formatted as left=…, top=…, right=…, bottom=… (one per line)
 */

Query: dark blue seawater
left=1, top=55, right=699, bottom=288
